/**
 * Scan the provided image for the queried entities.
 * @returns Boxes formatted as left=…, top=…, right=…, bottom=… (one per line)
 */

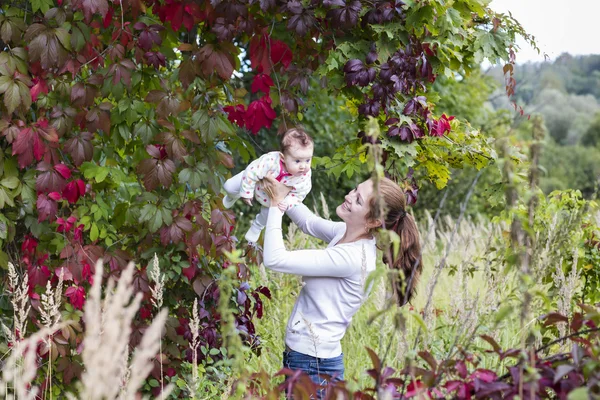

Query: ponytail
left=387, top=212, right=422, bottom=306
left=368, top=178, right=423, bottom=306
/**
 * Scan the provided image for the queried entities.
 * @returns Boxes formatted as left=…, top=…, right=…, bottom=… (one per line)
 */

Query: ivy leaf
left=62, top=179, right=86, bottom=204
left=250, top=34, right=292, bottom=74
left=251, top=72, right=274, bottom=94
left=64, top=132, right=94, bottom=166
left=158, top=131, right=188, bottom=161
left=160, top=216, right=193, bottom=245
left=30, top=0, right=55, bottom=14
left=12, top=126, right=49, bottom=168
left=245, top=95, right=276, bottom=134
left=25, top=24, right=70, bottom=69
left=197, top=43, right=238, bottom=80
left=78, top=0, right=109, bottom=22
left=137, top=145, right=176, bottom=191
left=37, top=193, right=57, bottom=221
left=36, top=161, right=68, bottom=193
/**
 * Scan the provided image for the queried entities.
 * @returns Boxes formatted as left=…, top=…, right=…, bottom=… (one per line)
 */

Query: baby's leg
left=223, top=171, right=244, bottom=208
left=245, top=206, right=270, bottom=243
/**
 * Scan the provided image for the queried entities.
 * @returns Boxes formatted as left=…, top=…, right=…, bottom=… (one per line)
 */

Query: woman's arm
left=260, top=172, right=343, bottom=243
left=286, top=204, right=343, bottom=243
left=263, top=208, right=359, bottom=277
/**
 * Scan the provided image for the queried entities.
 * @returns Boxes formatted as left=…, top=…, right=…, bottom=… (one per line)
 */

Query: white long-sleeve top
left=263, top=205, right=377, bottom=358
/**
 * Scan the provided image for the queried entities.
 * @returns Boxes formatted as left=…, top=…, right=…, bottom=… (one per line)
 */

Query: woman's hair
left=367, top=177, right=423, bottom=306
left=279, top=127, right=314, bottom=154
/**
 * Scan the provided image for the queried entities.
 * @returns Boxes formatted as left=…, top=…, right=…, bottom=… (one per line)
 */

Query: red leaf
left=64, top=132, right=94, bottom=166
left=160, top=216, right=192, bottom=245
left=251, top=73, right=274, bottom=94
left=36, top=193, right=58, bottom=221
left=54, top=164, right=72, bottom=179
left=62, top=180, right=86, bottom=204
left=182, top=264, right=197, bottom=281
left=455, top=360, right=467, bottom=378
left=405, top=380, right=425, bottom=398
left=36, top=162, right=68, bottom=193
left=48, top=192, right=62, bottom=201
left=270, top=39, right=292, bottom=69
left=75, top=0, right=109, bottom=22
left=30, top=77, right=49, bottom=102
left=65, top=286, right=86, bottom=310
left=12, top=127, right=46, bottom=168
left=543, top=312, right=569, bottom=327
left=28, top=263, right=51, bottom=290
left=244, top=96, right=276, bottom=134
left=197, top=43, right=237, bottom=80
left=223, top=104, right=246, bottom=128
left=250, top=34, right=292, bottom=74
left=470, top=369, right=497, bottom=383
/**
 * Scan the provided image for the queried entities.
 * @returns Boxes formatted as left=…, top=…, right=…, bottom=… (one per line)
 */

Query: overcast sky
left=489, top=0, right=600, bottom=63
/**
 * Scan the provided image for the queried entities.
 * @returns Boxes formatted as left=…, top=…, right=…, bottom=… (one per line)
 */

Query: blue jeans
left=282, top=349, right=344, bottom=399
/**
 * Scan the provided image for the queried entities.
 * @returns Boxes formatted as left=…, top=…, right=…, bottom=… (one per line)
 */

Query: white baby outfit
left=223, top=151, right=312, bottom=242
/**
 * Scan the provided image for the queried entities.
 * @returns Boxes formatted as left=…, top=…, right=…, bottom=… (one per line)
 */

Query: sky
left=489, top=0, right=600, bottom=63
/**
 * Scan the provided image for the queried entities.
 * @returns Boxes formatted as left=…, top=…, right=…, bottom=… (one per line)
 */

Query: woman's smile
left=342, top=201, right=351, bottom=212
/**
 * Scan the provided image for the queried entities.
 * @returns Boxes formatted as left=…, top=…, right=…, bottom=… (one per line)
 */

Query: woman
left=260, top=174, right=423, bottom=397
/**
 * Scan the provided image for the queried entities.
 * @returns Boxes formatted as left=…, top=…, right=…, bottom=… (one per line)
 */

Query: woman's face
left=336, top=179, right=375, bottom=227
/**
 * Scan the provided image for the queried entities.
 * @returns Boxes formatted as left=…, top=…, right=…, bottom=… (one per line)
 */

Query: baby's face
left=282, top=143, right=313, bottom=176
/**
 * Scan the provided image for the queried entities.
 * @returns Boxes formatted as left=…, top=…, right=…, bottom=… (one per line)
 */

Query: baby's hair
left=279, top=127, right=314, bottom=154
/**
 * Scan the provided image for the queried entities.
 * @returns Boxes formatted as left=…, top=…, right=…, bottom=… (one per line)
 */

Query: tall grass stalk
left=149, top=253, right=165, bottom=398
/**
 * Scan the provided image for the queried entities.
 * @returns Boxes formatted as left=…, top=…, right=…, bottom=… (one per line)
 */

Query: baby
left=223, top=127, right=314, bottom=243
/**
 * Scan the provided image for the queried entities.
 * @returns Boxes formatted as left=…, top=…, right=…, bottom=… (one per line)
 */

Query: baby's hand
left=242, top=198, right=253, bottom=206
left=277, top=202, right=288, bottom=213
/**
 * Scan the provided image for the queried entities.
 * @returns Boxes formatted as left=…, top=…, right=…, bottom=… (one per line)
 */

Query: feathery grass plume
left=7, top=262, right=31, bottom=344
left=319, top=192, right=330, bottom=220
left=40, top=270, right=64, bottom=329
left=148, top=253, right=165, bottom=397
left=39, top=270, right=64, bottom=400
left=149, top=253, right=164, bottom=310
left=0, top=325, right=69, bottom=400
left=123, top=309, right=170, bottom=398
left=76, top=259, right=168, bottom=400
left=186, top=300, right=200, bottom=398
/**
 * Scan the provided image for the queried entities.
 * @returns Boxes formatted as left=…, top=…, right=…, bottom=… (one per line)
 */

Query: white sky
left=490, top=0, right=600, bottom=63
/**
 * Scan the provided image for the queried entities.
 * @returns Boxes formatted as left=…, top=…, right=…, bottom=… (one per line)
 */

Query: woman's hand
left=260, top=173, right=292, bottom=206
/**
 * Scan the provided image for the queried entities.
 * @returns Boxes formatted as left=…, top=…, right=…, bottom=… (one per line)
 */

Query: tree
left=581, top=112, right=600, bottom=148
left=0, top=0, right=530, bottom=394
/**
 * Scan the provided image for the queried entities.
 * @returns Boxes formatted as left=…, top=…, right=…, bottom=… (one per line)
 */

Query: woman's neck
left=337, top=225, right=373, bottom=244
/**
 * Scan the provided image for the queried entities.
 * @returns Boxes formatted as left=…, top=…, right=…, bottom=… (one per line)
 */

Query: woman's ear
left=367, top=218, right=382, bottom=230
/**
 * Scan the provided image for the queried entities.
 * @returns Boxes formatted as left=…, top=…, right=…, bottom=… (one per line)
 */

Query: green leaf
left=0, top=176, right=20, bottom=189
left=95, top=167, right=109, bottom=183
left=54, top=27, right=71, bottom=51
left=140, top=204, right=158, bottom=222
left=418, top=159, right=451, bottom=189
left=568, top=388, right=589, bottom=400
left=0, top=250, right=8, bottom=269
left=4, top=81, right=22, bottom=114
left=90, top=223, right=99, bottom=241
left=30, top=0, right=54, bottom=13
left=381, top=138, right=417, bottom=168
